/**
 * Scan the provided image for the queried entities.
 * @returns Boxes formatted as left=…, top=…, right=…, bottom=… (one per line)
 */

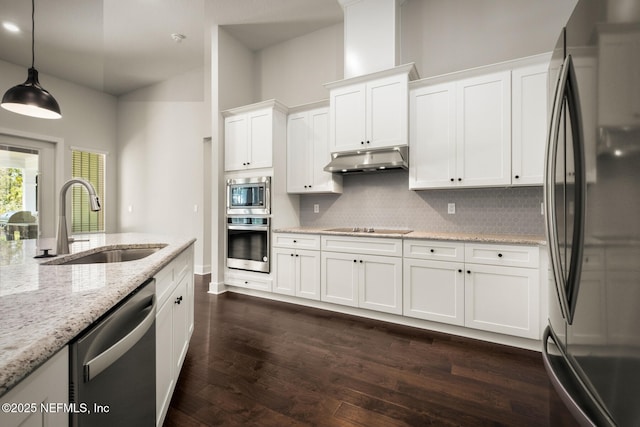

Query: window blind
left=71, top=150, right=105, bottom=233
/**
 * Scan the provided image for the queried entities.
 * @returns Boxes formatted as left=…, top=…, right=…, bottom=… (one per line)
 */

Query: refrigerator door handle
left=544, top=54, right=587, bottom=325
left=545, top=55, right=572, bottom=321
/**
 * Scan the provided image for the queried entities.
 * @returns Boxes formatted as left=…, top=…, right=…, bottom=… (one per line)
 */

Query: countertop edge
left=273, top=227, right=547, bottom=246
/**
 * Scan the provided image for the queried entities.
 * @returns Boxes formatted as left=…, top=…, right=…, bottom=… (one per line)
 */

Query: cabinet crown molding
left=324, top=63, right=419, bottom=90
left=221, top=99, right=288, bottom=117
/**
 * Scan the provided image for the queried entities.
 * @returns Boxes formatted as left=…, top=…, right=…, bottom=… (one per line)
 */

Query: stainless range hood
left=323, top=146, right=408, bottom=174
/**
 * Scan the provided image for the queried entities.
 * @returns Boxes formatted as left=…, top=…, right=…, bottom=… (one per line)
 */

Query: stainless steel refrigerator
left=543, top=0, right=640, bottom=425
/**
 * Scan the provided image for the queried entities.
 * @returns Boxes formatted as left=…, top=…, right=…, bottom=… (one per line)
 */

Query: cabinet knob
left=450, top=178, right=454, bottom=182
left=295, top=254, right=299, bottom=257
left=467, top=270, right=471, bottom=274
left=458, top=269, right=463, bottom=273
left=359, top=260, right=363, bottom=263
left=291, top=253, right=294, bottom=257
left=366, top=141, right=370, bottom=144
left=247, top=162, right=250, bottom=165
left=430, top=249, right=435, bottom=253
left=242, top=162, right=246, bottom=166
left=175, top=296, right=183, bottom=305
left=293, top=240, right=297, bottom=243
left=304, top=185, right=308, bottom=188
left=361, top=141, right=365, bottom=145
left=458, top=178, right=462, bottom=182
left=353, top=259, right=357, bottom=263
left=514, top=175, right=520, bottom=179
left=498, top=253, right=503, bottom=258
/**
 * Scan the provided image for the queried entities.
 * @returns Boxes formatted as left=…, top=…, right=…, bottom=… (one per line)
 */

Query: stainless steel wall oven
left=226, top=176, right=270, bottom=215
left=226, top=217, right=270, bottom=273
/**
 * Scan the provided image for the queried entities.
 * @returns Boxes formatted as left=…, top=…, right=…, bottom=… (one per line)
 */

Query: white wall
left=256, top=23, right=344, bottom=106
left=218, top=28, right=257, bottom=110
left=401, top=0, right=578, bottom=78
left=0, top=59, right=118, bottom=238
left=117, top=67, right=208, bottom=273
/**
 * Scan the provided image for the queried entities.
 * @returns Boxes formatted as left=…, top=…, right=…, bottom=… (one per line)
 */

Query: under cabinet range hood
left=324, top=146, right=408, bottom=174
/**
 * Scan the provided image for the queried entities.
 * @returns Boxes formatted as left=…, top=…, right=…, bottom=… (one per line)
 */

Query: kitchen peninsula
left=0, top=233, right=195, bottom=412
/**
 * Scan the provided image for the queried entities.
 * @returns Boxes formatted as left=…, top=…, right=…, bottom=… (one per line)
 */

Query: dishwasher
left=70, top=278, right=156, bottom=427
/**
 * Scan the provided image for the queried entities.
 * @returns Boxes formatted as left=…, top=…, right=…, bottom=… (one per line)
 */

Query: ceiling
left=0, top=0, right=344, bottom=96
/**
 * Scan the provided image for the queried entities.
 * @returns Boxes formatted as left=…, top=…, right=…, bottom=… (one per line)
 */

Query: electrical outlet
left=313, top=204, right=320, bottom=214
left=448, top=203, right=455, bottom=214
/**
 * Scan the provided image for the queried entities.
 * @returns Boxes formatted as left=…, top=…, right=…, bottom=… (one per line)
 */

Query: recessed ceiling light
left=2, top=22, right=21, bottom=33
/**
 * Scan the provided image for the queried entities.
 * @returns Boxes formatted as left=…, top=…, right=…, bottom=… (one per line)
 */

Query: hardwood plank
left=164, top=275, right=579, bottom=426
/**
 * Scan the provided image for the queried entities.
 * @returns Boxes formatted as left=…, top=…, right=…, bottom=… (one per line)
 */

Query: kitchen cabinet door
left=224, top=114, right=248, bottom=171
left=287, top=107, right=342, bottom=194
left=297, top=249, right=321, bottom=301
left=330, top=83, right=366, bottom=152
left=359, top=254, right=403, bottom=315
left=366, top=73, right=409, bottom=150
left=247, top=108, right=273, bottom=170
left=409, top=82, right=457, bottom=189
left=0, top=347, right=68, bottom=427
left=464, top=264, right=540, bottom=339
left=456, top=71, right=511, bottom=187
left=321, top=251, right=359, bottom=307
left=403, top=258, right=465, bottom=326
left=273, top=247, right=297, bottom=296
left=512, top=63, right=548, bottom=186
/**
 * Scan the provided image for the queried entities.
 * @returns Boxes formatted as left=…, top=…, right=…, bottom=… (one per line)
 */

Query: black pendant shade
left=1, top=0, right=62, bottom=119
left=2, top=68, right=62, bottom=119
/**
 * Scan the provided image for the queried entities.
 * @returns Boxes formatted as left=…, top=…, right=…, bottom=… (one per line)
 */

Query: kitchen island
left=0, top=233, right=195, bottom=397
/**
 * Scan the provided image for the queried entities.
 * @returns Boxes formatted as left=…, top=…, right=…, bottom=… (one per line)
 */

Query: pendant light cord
left=31, top=0, right=35, bottom=68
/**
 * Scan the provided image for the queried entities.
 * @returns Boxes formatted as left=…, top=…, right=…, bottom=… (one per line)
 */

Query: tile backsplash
left=299, top=170, right=544, bottom=235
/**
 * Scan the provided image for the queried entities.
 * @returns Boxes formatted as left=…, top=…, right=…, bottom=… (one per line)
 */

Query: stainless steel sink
left=44, top=244, right=167, bottom=265
left=324, top=227, right=412, bottom=235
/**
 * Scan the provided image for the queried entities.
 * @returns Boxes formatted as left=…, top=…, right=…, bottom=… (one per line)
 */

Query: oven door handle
left=227, top=225, right=269, bottom=231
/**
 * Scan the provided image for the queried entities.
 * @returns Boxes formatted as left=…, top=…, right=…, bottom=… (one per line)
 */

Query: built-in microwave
left=226, top=176, right=271, bottom=215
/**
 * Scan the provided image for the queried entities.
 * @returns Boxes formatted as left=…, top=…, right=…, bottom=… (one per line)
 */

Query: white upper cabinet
left=287, top=103, right=342, bottom=194
left=223, top=100, right=287, bottom=172
left=598, top=29, right=640, bottom=128
left=326, top=64, right=418, bottom=153
left=410, top=71, right=511, bottom=189
left=410, top=55, right=551, bottom=190
left=511, top=63, right=548, bottom=186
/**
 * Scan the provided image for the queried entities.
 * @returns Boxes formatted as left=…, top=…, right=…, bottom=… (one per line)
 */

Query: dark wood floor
left=164, top=275, right=578, bottom=426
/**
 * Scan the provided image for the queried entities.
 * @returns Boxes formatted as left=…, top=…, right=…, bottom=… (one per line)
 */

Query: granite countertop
left=273, top=226, right=546, bottom=245
left=0, top=233, right=195, bottom=396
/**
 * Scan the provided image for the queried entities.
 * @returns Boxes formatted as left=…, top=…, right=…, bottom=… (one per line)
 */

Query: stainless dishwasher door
left=70, top=278, right=156, bottom=427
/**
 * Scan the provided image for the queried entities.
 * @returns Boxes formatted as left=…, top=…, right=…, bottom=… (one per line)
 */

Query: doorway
left=0, top=134, right=57, bottom=239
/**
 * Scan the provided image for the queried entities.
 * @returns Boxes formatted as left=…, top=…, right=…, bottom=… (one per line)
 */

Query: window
left=71, top=150, right=105, bottom=233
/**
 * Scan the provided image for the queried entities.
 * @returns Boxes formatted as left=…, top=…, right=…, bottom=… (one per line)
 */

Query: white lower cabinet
left=320, top=236, right=403, bottom=315
left=464, top=265, right=539, bottom=339
left=0, top=347, right=69, bottom=427
left=156, top=246, right=194, bottom=427
left=273, top=248, right=321, bottom=300
left=272, top=233, right=543, bottom=341
left=464, top=243, right=540, bottom=339
left=403, top=258, right=465, bottom=326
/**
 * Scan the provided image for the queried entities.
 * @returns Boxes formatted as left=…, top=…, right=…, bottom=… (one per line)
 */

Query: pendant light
left=1, top=0, right=61, bottom=119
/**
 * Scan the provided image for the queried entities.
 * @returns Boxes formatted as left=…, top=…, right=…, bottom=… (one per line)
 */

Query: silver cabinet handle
left=84, top=294, right=156, bottom=382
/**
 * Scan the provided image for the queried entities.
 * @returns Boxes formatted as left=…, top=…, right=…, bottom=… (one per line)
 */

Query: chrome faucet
left=56, top=178, right=101, bottom=255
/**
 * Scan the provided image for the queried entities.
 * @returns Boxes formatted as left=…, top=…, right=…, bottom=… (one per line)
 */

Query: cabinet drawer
left=465, top=243, right=539, bottom=268
left=321, top=235, right=402, bottom=257
left=155, top=263, right=175, bottom=307
left=273, top=233, right=321, bottom=250
left=403, top=240, right=464, bottom=261
left=225, top=271, right=272, bottom=292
